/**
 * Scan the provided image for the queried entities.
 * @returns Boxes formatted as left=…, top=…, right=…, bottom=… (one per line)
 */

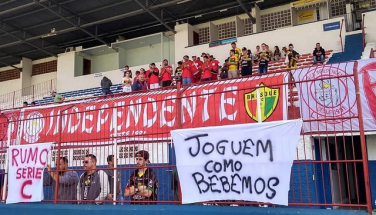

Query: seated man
left=124, top=150, right=157, bottom=204
left=313, top=42, right=325, bottom=64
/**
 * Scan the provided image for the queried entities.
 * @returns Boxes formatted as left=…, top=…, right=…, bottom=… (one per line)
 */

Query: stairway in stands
left=327, top=33, right=363, bottom=64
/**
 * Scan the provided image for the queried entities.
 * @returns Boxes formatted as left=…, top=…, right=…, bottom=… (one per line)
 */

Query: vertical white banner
left=171, top=119, right=302, bottom=205
left=292, top=59, right=376, bottom=132
left=6, top=142, right=52, bottom=204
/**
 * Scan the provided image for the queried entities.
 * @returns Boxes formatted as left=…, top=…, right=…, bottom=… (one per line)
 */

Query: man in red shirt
left=182, top=55, right=192, bottom=85
left=191, top=55, right=203, bottom=83
left=201, top=56, right=212, bottom=82
left=209, top=55, right=219, bottom=81
left=146, top=63, right=160, bottom=90
left=160, top=59, right=173, bottom=87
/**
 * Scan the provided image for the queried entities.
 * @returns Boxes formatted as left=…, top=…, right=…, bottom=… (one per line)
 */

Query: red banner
left=0, top=109, right=21, bottom=150
left=15, top=73, right=287, bottom=145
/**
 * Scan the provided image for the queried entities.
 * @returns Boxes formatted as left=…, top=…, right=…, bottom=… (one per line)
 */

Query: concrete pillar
left=56, top=52, right=76, bottom=93
left=20, top=57, right=32, bottom=96
left=252, top=4, right=262, bottom=33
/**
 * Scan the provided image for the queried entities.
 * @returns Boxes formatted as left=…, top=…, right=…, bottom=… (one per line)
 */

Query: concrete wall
left=57, top=50, right=163, bottom=92
left=90, top=53, right=119, bottom=74
left=0, top=57, right=57, bottom=95
left=363, top=9, right=376, bottom=44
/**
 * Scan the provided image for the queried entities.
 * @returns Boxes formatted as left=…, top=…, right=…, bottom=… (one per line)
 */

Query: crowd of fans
left=98, top=42, right=327, bottom=95
left=19, top=42, right=327, bottom=105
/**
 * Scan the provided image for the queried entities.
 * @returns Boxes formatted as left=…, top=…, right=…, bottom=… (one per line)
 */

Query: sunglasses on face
left=83, top=160, right=90, bottom=164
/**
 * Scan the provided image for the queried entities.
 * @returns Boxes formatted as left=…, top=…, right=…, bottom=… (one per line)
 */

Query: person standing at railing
left=121, top=71, right=133, bottom=93
left=209, top=55, right=220, bottom=81
left=50, top=90, right=65, bottom=103
left=286, top=43, right=300, bottom=69
left=160, top=59, right=173, bottom=87
left=44, top=157, right=79, bottom=203
left=132, top=74, right=148, bottom=92
left=240, top=47, right=253, bottom=77
left=77, top=154, right=109, bottom=205
left=124, top=150, right=158, bottom=205
left=146, top=63, right=160, bottom=90
left=105, top=155, right=123, bottom=205
left=100, top=76, right=113, bottom=96
left=182, top=55, right=193, bottom=85
left=257, top=43, right=270, bottom=74
left=201, top=56, right=213, bottom=82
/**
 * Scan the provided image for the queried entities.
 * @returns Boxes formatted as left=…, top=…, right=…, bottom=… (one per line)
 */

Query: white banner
left=6, top=142, right=52, bottom=204
left=171, top=119, right=303, bottom=205
left=292, top=59, right=376, bottom=132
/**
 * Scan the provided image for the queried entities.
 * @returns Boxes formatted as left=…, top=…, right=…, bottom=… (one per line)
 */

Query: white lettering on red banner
left=0, top=74, right=288, bottom=145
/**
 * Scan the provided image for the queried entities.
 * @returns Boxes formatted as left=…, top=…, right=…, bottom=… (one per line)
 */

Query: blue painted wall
left=368, top=161, right=376, bottom=209
left=42, top=162, right=318, bottom=206
left=0, top=204, right=369, bottom=215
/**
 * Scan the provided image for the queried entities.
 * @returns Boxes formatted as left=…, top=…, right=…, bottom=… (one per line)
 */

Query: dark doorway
left=83, top=58, right=91, bottom=75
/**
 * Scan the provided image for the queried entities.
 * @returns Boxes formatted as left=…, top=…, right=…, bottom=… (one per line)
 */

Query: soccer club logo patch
left=23, top=111, right=45, bottom=143
left=301, top=67, right=356, bottom=123
left=244, top=83, right=280, bottom=122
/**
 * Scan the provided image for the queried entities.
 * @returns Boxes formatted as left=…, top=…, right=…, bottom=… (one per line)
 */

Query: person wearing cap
left=125, top=150, right=157, bottom=204
left=182, top=55, right=193, bottom=85
left=240, top=47, right=253, bottom=77
left=209, top=55, right=219, bottom=80
left=160, top=59, right=173, bottom=87
left=50, top=90, right=64, bottom=103
left=146, top=63, right=160, bottom=90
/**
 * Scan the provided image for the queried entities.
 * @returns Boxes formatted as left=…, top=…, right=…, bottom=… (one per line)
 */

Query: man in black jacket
left=313, top=43, right=325, bottom=64
left=101, top=76, right=113, bottom=96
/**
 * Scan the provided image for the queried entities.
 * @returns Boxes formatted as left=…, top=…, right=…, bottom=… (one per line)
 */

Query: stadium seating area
left=31, top=51, right=333, bottom=106
left=34, top=84, right=123, bottom=105
left=252, top=50, right=333, bottom=74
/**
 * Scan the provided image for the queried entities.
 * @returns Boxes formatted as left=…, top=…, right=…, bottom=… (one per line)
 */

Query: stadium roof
left=0, top=0, right=295, bottom=68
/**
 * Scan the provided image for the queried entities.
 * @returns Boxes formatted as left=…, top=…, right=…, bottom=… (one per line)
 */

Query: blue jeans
left=102, top=89, right=113, bottom=95
left=182, top=77, right=191, bottom=85
left=313, top=55, right=324, bottom=64
left=202, top=78, right=212, bottom=82
left=258, top=67, right=267, bottom=74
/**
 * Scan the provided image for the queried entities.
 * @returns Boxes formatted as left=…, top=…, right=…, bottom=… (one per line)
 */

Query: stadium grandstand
left=0, top=0, right=376, bottom=215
